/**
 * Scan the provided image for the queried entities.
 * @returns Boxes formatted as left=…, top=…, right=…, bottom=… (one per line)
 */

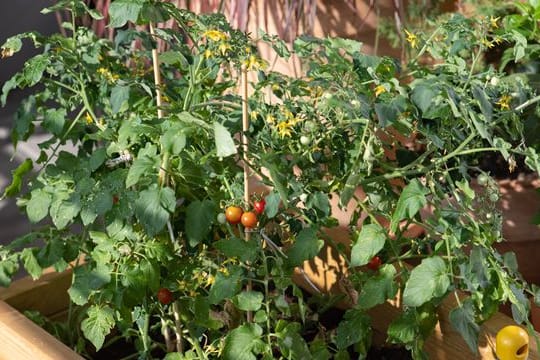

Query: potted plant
left=1, top=1, right=540, bottom=358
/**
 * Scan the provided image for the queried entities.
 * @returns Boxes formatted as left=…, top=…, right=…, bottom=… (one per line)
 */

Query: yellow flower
left=203, top=29, right=228, bottom=42
left=490, top=16, right=500, bottom=29
left=218, top=267, right=229, bottom=276
left=218, top=42, right=231, bottom=55
left=482, top=38, right=494, bottom=48
left=496, top=94, right=512, bottom=110
left=204, top=49, right=213, bottom=58
left=493, top=36, right=503, bottom=45
left=206, top=274, right=215, bottom=287
left=374, top=84, right=386, bottom=97
left=276, top=121, right=293, bottom=138
left=250, top=111, right=258, bottom=121
left=85, top=112, right=93, bottom=124
left=404, top=29, right=418, bottom=49
left=243, top=55, right=267, bottom=71
left=266, top=114, right=275, bottom=124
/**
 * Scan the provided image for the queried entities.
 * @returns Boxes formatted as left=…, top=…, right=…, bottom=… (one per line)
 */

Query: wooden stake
left=241, top=64, right=253, bottom=323
left=150, top=22, right=170, bottom=186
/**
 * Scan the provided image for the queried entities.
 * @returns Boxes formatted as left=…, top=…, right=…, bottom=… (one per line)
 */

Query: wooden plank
left=0, top=267, right=72, bottom=318
left=0, top=300, right=83, bottom=360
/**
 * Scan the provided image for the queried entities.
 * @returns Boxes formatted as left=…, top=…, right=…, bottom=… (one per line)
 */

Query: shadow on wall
left=0, top=0, right=56, bottom=245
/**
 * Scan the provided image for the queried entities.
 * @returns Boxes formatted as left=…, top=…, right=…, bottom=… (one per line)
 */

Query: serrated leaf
left=358, top=264, right=397, bottom=309
left=449, top=300, right=480, bottom=354
left=185, top=200, right=215, bottom=247
left=42, top=108, right=66, bottom=136
left=20, top=248, right=42, bottom=280
left=108, top=0, right=145, bottom=28
left=223, top=324, right=265, bottom=360
left=0, top=255, right=18, bottom=287
left=335, top=308, right=371, bottom=350
left=350, top=223, right=386, bottom=267
left=286, top=227, right=323, bottom=266
left=22, top=54, right=50, bottom=86
left=49, top=193, right=81, bottom=229
left=81, top=305, right=115, bottom=351
left=126, top=145, right=159, bottom=187
left=275, top=322, right=311, bottom=359
left=68, top=265, right=111, bottom=305
left=161, top=124, right=186, bottom=155
left=214, top=121, right=237, bottom=158
left=411, top=84, right=437, bottom=114
left=2, top=158, right=33, bottom=199
left=135, top=185, right=175, bottom=236
left=472, top=85, right=492, bottom=122
left=110, top=85, right=130, bottom=114
left=208, top=267, right=242, bottom=305
left=403, top=256, right=450, bottom=307
left=264, top=191, right=280, bottom=218
left=232, top=291, right=264, bottom=311
left=390, top=179, right=428, bottom=233
left=214, top=236, right=259, bottom=263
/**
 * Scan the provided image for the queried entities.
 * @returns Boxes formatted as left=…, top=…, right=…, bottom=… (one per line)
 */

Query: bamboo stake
left=149, top=21, right=182, bottom=352
left=241, top=64, right=253, bottom=323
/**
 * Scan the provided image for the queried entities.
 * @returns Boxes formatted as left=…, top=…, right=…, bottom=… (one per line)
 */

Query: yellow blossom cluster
left=97, top=67, right=119, bottom=83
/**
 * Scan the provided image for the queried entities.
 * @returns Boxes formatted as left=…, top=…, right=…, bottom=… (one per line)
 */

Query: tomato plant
left=0, top=1, right=539, bottom=359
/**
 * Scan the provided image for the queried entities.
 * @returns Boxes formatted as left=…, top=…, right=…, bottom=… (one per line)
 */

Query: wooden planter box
left=0, top=268, right=82, bottom=360
left=1, top=266, right=538, bottom=359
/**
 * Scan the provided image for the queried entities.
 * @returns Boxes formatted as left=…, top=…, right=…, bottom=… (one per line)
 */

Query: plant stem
left=172, top=301, right=184, bottom=353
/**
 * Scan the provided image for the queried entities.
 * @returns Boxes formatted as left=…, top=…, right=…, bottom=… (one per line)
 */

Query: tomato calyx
left=157, top=287, right=174, bottom=305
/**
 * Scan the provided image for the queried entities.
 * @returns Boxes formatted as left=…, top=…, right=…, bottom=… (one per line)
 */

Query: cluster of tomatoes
left=218, top=198, right=266, bottom=229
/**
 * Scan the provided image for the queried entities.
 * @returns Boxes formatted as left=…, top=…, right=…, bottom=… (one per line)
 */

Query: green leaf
left=223, top=324, right=265, bottom=360
left=264, top=191, right=280, bottom=218
left=49, top=193, right=81, bottom=229
left=12, top=95, right=36, bottom=149
left=275, top=321, right=311, bottom=359
left=68, top=265, right=111, bottom=305
left=358, top=264, right=397, bottom=309
left=42, top=108, right=66, bottom=136
left=208, top=267, right=242, bottom=305
left=185, top=200, right=215, bottom=246
left=335, top=308, right=371, bottom=350
left=0, top=254, right=18, bottom=287
left=2, top=158, right=33, bottom=199
left=89, top=148, right=107, bottom=172
left=411, top=84, right=437, bottom=114
left=110, top=85, right=130, bottom=114
left=286, top=227, right=323, bottom=266
left=449, top=300, right=480, bottom=354
left=108, top=0, right=145, bottom=28
left=472, top=85, right=492, bottom=122
left=1, top=36, right=22, bottom=57
left=214, top=236, right=259, bottom=263
left=214, top=121, right=237, bottom=158
left=81, top=305, right=115, bottom=351
left=126, top=144, right=159, bottom=187
left=20, top=248, right=42, bottom=280
left=1, top=75, right=20, bottom=107
left=232, top=291, right=264, bottom=311
left=403, top=256, right=450, bottom=307
left=135, top=185, right=175, bottom=237
left=350, top=223, right=386, bottom=267
left=390, top=179, right=428, bottom=233
left=306, top=192, right=330, bottom=216
left=22, top=54, right=50, bottom=86
left=161, top=123, right=186, bottom=155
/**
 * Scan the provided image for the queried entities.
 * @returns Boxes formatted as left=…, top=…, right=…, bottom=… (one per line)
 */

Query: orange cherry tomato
left=241, top=211, right=258, bottom=228
left=225, top=206, right=243, bottom=224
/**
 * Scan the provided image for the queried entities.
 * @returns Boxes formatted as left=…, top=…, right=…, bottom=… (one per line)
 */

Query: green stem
left=78, top=78, right=106, bottom=131
left=262, top=250, right=273, bottom=350
left=515, top=94, right=540, bottom=111
left=183, top=55, right=204, bottom=111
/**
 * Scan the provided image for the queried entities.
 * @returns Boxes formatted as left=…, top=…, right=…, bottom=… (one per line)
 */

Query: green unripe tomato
left=477, top=174, right=489, bottom=186
left=489, top=192, right=499, bottom=203
left=217, top=213, right=227, bottom=224
left=300, top=135, right=311, bottom=146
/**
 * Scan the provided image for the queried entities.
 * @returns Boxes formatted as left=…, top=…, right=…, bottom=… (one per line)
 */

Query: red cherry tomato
left=367, top=256, right=382, bottom=271
left=253, top=199, right=266, bottom=215
left=112, top=195, right=119, bottom=205
left=241, top=211, right=258, bottom=228
left=225, top=206, right=243, bottom=224
left=157, top=288, right=173, bottom=305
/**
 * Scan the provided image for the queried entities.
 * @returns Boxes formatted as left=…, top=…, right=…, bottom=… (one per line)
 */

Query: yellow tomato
left=495, top=325, right=529, bottom=360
